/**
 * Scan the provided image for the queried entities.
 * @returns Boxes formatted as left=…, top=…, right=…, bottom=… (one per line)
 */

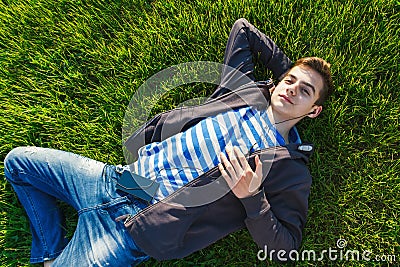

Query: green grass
left=0, top=0, right=399, bottom=266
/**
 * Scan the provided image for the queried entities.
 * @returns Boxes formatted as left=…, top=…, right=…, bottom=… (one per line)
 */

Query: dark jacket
left=120, top=18, right=313, bottom=261
left=121, top=85, right=313, bottom=261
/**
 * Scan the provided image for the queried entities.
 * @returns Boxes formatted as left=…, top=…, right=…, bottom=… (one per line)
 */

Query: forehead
left=287, top=65, right=324, bottom=95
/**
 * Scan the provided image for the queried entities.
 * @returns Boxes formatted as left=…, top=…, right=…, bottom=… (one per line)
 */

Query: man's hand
left=218, top=146, right=263, bottom=199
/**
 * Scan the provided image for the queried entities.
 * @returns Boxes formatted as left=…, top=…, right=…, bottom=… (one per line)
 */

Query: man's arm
left=210, top=18, right=292, bottom=98
left=240, top=179, right=310, bottom=254
left=219, top=146, right=310, bottom=255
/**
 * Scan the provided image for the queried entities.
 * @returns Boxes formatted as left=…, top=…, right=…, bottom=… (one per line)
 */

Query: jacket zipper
left=123, top=145, right=307, bottom=225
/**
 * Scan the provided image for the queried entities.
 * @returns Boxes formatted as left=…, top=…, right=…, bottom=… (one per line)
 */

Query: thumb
left=249, top=155, right=263, bottom=193
left=255, top=155, right=263, bottom=180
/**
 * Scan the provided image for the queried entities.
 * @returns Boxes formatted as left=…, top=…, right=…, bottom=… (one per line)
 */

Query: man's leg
left=3, top=146, right=147, bottom=265
left=51, top=193, right=149, bottom=267
left=3, top=146, right=98, bottom=263
left=210, top=18, right=292, bottom=98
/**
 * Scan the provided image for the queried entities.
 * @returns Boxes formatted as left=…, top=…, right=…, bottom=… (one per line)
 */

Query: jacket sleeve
left=239, top=159, right=312, bottom=258
left=211, top=18, right=292, bottom=99
left=227, top=18, right=292, bottom=79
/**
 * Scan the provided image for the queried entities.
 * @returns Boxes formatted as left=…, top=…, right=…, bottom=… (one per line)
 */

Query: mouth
left=279, top=94, right=294, bottom=104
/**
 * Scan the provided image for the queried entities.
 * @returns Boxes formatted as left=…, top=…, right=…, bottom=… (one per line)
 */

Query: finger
left=226, top=146, right=241, bottom=176
left=219, top=152, right=235, bottom=179
left=255, top=155, right=263, bottom=181
left=233, top=146, right=248, bottom=170
left=218, top=163, right=231, bottom=181
left=249, top=156, right=263, bottom=193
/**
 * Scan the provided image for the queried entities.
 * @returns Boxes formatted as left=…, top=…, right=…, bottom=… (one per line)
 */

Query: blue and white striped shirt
left=131, top=106, right=301, bottom=203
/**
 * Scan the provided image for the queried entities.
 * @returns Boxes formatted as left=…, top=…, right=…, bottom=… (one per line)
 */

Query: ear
left=307, top=105, right=322, bottom=118
left=269, top=85, right=275, bottom=94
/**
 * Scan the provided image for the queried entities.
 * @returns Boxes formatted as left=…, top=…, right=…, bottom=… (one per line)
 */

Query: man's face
left=270, top=65, right=324, bottom=121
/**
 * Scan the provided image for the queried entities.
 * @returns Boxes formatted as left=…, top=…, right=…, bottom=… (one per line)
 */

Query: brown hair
left=293, top=57, right=334, bottom=106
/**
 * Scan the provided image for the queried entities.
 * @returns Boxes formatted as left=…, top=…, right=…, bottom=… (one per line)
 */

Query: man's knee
left=4, top=146, right=36, bottom=181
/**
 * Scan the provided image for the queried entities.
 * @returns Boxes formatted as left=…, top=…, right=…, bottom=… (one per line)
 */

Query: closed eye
left=285, top=79, right=293, bottom=84
left=302, top=88, right=310, bottom=96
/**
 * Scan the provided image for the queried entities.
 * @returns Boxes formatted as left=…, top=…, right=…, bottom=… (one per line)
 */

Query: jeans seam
left=103, top=164, right=119, bottom=199
left=77, top=196, right=131, bottom=215
left=21, top=184, right=49, bottom=257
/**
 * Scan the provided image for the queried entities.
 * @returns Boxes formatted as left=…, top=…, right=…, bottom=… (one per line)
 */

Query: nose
left=286, top=84, right=298, bottom=96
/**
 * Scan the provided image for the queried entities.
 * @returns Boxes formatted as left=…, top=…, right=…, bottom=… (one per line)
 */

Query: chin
left=270, top=103, right=288, bottom=113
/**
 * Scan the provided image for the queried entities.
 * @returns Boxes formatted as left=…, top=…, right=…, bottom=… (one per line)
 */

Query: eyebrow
left=288, top=74, right=316, bottom=95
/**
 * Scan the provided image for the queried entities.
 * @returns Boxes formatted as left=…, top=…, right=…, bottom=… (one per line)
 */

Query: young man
left=3, top=18, right=333, bottom=266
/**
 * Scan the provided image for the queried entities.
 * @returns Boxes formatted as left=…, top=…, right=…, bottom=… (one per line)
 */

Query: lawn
left=0, top=0, right=398, bottom=266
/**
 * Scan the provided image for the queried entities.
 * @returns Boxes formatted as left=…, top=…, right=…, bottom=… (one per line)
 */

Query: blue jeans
left=4, top=146, right=150, bottom=266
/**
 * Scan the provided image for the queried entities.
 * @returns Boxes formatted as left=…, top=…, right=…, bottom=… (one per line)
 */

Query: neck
left=267, top=106, right=299, bottom=143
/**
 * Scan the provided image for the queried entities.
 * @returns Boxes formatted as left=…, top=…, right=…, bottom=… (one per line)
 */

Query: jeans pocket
left=99, top=195, right=148, bottom=221
left=103, top=165, right=122, bottom=200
